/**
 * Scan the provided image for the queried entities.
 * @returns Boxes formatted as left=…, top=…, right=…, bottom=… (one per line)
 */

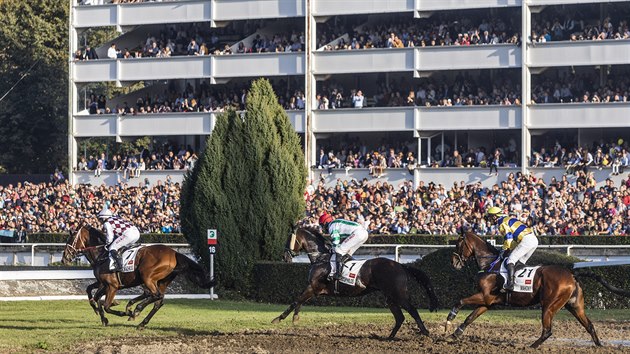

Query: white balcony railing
left=312, top=105, right=520, bottom=132
left=528, top=102, right=630, bottom=129
left=73, top=110, right=304, bottom=137
left=73, top=0, right=304, bottom=28
left=72, top=52, right=304, bottom=83
left=313, top=45, right=520, bottom=75
left=527, top=40, right=630, bottom=67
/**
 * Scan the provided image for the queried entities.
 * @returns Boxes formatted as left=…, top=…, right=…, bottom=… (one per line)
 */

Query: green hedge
left=22, top=233, right=630, bottom=246
left=26, top=233, right=187, bottom=244
left=250, top=261, right=434, bottom=308
left=251, top=249, right=630, bottom=309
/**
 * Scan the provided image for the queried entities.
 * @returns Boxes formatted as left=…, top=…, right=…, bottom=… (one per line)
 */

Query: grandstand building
left=69, top=0, right=630, bottom=187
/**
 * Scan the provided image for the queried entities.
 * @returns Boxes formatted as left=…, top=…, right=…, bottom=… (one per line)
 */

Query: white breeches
left=506, top=233, right=538, bottom=265
left=335, top=228, right=369, bottom=256
left=109, top=228, right=140, bottom=251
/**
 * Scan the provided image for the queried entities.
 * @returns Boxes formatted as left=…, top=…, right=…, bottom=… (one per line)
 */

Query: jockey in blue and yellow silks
left=487, top=206, right=539, bottom=291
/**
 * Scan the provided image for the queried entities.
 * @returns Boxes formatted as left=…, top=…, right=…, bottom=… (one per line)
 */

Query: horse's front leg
left=448, top=293, right=502, bottom=341
left=272, top=285, right=315, bottom=325
left=86, top=282, right=101, bottom=314
left=444, top=292, right=486, bottom=333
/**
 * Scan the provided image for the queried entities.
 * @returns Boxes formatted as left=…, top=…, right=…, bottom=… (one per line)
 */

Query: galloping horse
left=273, top=227, right=439, bottom=339
left=447, top=230, right=602, bottom=348
left=62, top=224, right=215, bottom=329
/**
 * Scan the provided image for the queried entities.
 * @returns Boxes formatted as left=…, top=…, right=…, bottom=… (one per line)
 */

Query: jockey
left=319, top=212, right=369, bottom=281
left=486, top=206, right=539, bottom=291
left=97, top=208, right=141, bottom=271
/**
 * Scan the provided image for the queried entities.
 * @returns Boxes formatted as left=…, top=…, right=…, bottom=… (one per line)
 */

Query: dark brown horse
left=273, top=227, right=439, bottom=339
left=446, top=230, right=603, bottom=348
left=62, top=224, right=215, bottom=329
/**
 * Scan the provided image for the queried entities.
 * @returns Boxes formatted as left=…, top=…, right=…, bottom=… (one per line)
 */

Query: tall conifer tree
left=181, top=79, right=306, bottom=289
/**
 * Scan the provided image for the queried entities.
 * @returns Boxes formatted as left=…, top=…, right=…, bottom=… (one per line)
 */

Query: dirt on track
left=73, top=320, right=630, bottom=354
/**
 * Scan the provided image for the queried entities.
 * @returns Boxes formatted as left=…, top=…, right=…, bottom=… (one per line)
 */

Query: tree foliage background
left=0, top=1, right=68, bottom=173
left=181, top=79, right=306, bottom=290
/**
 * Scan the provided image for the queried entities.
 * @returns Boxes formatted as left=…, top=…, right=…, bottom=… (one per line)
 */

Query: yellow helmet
left=486, top=206, right=505, bottom=216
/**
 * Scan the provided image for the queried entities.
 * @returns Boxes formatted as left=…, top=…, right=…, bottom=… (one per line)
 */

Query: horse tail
left=403, top=265, right=440, bottom=311
left=574, top=270, right=630, bottom=298
left=174, top=253, right=217, bottom=289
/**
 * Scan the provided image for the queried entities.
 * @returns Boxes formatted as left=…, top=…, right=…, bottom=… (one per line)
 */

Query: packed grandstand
left=36, top=0, right=627, bottom=239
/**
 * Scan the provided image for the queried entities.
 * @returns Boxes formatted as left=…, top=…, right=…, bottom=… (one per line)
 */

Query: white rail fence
left=2, top=243, right=630, bottom=266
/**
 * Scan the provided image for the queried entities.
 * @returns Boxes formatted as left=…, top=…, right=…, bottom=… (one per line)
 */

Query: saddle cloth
left=119, top=245, right=144, bottom=273
left=330, top=256, right=367, bottom=286
left=499, top=260, right=540, bottom=293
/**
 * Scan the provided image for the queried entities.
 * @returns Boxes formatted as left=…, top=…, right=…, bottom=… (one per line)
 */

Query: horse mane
left=299, top=226, right=332, bottom=248
left=465, top=231, right=499, bottom=255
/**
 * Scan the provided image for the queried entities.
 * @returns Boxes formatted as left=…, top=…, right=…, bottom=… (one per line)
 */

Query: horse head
left=451, top=230, right=498, bottom=271
left=451, top=231, right=474, bottom=270
left=61, top=224, right=106, bottom=265
left=283, top=227, right=330, bottom=263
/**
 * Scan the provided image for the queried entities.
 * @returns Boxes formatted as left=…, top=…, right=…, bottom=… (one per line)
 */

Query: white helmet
left=97, top=209, right=113, bottom=220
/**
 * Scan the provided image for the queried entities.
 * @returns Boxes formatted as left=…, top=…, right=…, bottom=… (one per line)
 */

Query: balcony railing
left=527, top=40, right=630, bottom=67
left=313, top=0, right=519, bottom=16
left=528, top=102, right=630, bottom=129
left=72, top=52, right=304, bottom=83
left=313, top=45, right=520, bottom=75
left=312, top=105, right=520, bottom=132
left=73, top=0, right=304, bottom=28
left=73, top=110, right=305, bottom=137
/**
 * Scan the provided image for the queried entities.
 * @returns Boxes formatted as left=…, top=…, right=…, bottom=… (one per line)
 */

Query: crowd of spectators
left=303, top=171, right=630, bottom=236
left=4, top=162, right=630, bottom=236
left=316, top=73, right=521, bottom=109
left=85, top=78, right=305, bottom=114
left=532, top=7, right=630, bottom=42
left=531, top=71, right=630, bottom=104
left=316, top=140, right=418, bottom=177
left=0, top=179, right=181, bottom=235
left=530, top=138, right=630, bottom=174
left=317, top=139, right=519, bottom=174
left=76, top=146, right=199, bottom=177
left=320, top=13, right=520, bottom=51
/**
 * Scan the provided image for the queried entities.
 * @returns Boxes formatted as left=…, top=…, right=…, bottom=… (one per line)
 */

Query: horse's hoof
left=271, top=317, right=282, bottom=324
left=128, top=316, right=136, bottom=321
left=101, top=318, right=109, bottom=326
left=444, top=321, right=452, bottom=334
left=292, top=315, right=300, bottom=324
left=136, top=324, right=146, bottom=331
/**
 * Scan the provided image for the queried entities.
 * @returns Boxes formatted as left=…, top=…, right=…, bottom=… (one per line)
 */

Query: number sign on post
left=207, top=229, right=218, bottom=299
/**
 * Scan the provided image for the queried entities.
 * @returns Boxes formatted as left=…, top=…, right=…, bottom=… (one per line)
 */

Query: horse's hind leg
left=400, top=301, right=429, bottom=336
left=126, top=292, right=150, bottom=320
left=137, top=281, right=171, bottom=329
left=451, top=305, right=489, bottom=340
left=387, top=304, right=405, bottom=339
left=531, top=296, right=567, bottom=348
left=565, top=284, right=602, bottom=346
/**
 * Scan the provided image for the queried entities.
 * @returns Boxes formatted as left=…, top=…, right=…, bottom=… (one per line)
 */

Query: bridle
left=452, top=235, right=473, bottom=266
left=65, top=226, right=105, bottom=260
left=285, top=233, right=299, bottom=258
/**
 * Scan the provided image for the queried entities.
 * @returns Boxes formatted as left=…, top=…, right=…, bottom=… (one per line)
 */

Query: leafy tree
left=0, top=1, right=68, bottom=173
left=181, top=79, right=306, bottom=290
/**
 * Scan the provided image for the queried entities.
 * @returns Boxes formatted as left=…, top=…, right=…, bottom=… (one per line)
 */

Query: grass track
left=0, top=300, right=629, bottom=353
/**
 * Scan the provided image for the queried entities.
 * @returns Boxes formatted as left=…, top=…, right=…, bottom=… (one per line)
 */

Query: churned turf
left=0, top=299, right=628, bottom=353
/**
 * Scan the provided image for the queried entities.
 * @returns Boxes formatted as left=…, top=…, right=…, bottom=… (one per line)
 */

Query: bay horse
left=62, top=224, right=215, bottom=329
left=272, top=227, right=439, bottom=339
left=446, top=230, right=602, bottom=348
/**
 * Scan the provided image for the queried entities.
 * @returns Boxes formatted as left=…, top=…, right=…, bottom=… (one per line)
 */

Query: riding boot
left=110, top=249, right=123, bottom=271
left=505, top=263, right=516, bottom=291
left=333, top=253, right=344, bottom=280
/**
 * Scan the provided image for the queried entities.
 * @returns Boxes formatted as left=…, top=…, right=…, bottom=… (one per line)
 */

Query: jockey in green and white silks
left=487, top=206, right=539, bottom=291
left=319, top=213, right=369, bottom=281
